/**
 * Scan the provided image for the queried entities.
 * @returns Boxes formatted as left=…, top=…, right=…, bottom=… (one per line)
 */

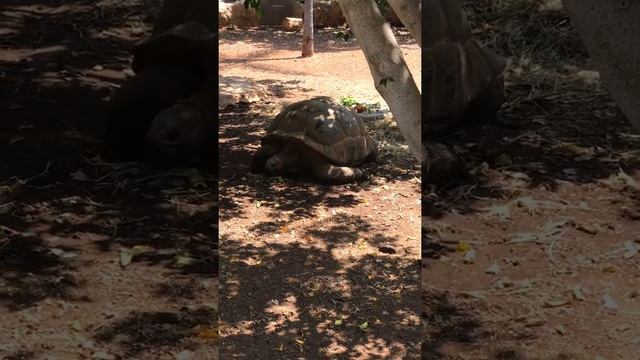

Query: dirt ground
left=1, top=1, right=217, bottom=359
left=218, top=29, right=422, bottom=357
left=423, top=1, right=640, bottom=359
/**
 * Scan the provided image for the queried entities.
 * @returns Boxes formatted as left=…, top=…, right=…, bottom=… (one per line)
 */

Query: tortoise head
left=264, top=154, right=284, bottom=174
left=146, top=102, right=207, bottom=159
left=263, top=144, right=301, bottom=175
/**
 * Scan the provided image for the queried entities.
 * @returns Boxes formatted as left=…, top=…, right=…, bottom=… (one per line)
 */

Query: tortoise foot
left=424, top=141, right=467, bottom=185
left=312, top=164, right=365, bottom=184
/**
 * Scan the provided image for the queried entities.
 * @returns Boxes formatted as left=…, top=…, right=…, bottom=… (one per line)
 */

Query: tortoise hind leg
left=311, top=164, right=365, bottom=184
left=252, top=143, right=282, bottom=173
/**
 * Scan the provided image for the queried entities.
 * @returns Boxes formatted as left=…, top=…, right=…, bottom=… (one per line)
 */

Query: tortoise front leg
left=311, top=164, right=365, bottom=184
left=252, top=143, right=282, bottom=173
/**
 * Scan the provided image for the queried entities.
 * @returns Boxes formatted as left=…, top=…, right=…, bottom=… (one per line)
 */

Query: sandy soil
left=423, top=1, right=640, bottom=359
left=218, top=28, right=423, bottom=358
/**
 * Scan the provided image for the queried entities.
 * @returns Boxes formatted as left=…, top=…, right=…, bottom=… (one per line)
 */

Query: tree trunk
left=387, top=0, right=421, bottom=47
left=338, top=0, right=423, bottom=161
left=302, top=0, right=315, bottom=57
left=564, top=0, right=640, bottom=132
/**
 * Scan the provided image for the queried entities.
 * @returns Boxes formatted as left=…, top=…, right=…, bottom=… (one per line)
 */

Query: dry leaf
left=485, top=261, right=500, bottom=274
left=70, top=169, right=89, bottom=181
left=572, top=284, right=586, bottom=301
left=602, top=294, right=619, bottom=310
left=545, top=299, right=570, bottom=308
left=120, top=249, right=133, bottom=267
left=463, top=249, right=476, bottom=264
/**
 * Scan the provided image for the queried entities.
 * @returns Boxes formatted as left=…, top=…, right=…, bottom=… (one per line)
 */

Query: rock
left=218, top=76, right=269, bottom=110
left=539, top=0, right=564, bottom=12
left=218, top=1, right=260, bottom=29
left=218, top=3, right=232, bottom=28
left=282, top=17, right=303, bottom=31
left=294, top=0, right=345, bottom=27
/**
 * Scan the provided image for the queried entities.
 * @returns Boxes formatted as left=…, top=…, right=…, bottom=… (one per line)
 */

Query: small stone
left=130, top=27, right=144, bottom=36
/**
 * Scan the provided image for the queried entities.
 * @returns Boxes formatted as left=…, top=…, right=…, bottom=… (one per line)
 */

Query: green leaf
left=340, top=95, right=358, bottom=107
left=244, top=0, right=263, bottom=18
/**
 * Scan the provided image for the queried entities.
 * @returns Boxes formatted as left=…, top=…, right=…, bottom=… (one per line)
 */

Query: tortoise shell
left=132, top=20, right=216, bottom=76
left=424, top=0, right=506, bottom=133
left=262, top=97, right=377, bottom=166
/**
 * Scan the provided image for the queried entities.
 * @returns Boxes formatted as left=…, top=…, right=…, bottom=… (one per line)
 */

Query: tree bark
left=564, top=0, right=640, bottom=132
left=302, top=0, right=315, bottom=57
left=387, top=0, right=421, bottom=47
left=338, top=0, right=423, bottom=161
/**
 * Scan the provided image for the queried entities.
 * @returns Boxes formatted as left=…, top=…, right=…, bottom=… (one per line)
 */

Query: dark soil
left=0, top=1, right=217, bottom=359
left=423, top=1, right=640, bottom=359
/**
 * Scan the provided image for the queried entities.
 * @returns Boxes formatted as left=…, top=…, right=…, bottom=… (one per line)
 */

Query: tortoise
left=104, top=19, right=215, bottom=164
left=423, top=0, right=506, bottom=183
left=252, top=97, right=378, bottom=184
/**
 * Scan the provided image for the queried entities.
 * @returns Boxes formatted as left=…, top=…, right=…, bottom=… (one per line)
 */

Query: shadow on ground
left=218, top=99, right=421, bottom=357
left=220, top=235, right=421, bottom=358
left=219, top=102, right=418, bottom=222
left=423, top=1, right=640, bottom=359
left=1, top=0, right=217, bottom=357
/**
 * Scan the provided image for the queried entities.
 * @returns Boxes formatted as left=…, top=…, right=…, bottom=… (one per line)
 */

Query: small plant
left=243, top=0, right=263, bottom=17
left=340, top=95, right=358, bottom=107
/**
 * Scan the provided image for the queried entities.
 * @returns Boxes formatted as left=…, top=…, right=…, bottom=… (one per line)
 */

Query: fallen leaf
left=131, top=245, right=155, bottom=256
left=623, top=241, right=638, bottom=260
left=463, top=249, right=476, bottom=264
left=91, top=351, right=116, bottom=360
left=70, top=169, right=89, bottom=181
left=463, top=291, right=486, bottom=300
left=485, top=204, right=511, bottom=219
left=197, top=327, right=218, bottom=340
left=8, top=136, right=24, bottom=145
left=176, top=255, right=196, bottom=267
left=176, top=350, right=190, bottom=360
left=71, top=319, right=83, bottom=332
left=545, top=299, right=570, bottom=308
left=572, top=284, right=586, bottom=301
left=120, top=249, right=133, bottom=267
left=456, top=242, right=471, bottom=252
left=602, top=294, right=619, bottom=310
left=485, top=261, right=500, bottom=274
left=50, top=248, right=78, bottom=259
